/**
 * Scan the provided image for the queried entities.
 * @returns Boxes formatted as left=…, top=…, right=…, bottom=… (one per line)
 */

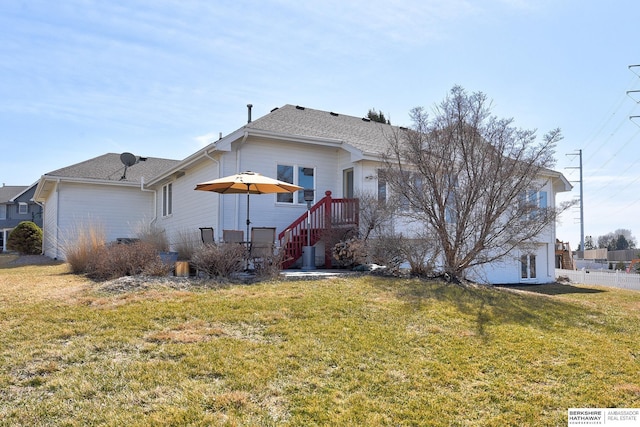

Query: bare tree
left=383, top=86, right=572, bottom=282
left=355, top=190, right=397, bottom=241
left=597, top=229, right=636, bottom=250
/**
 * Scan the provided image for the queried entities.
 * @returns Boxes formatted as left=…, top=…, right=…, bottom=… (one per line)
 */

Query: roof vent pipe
left=247, top=104, right=253, bottom=123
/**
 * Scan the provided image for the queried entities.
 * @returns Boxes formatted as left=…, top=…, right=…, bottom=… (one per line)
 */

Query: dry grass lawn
left=1, top=253, right=639, bottom=426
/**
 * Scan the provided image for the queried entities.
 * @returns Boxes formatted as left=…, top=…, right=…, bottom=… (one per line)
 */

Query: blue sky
left=1, top=0, right=638, bottom=250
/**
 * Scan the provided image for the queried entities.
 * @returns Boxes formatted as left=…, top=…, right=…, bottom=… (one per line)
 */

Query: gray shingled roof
left=0, top=185, right=28, bottom=203
left=245, top=104, right=400, bottom=155
left=44, top=153, right=180, bottom=183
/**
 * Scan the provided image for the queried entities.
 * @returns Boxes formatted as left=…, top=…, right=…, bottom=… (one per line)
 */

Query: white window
left=18, top=202, right=28, bottom=215
left=520, top=190, right=548, bottom=219
left=444, top=175, right=458, bottom=224
left=0, top=204, right=6, bottom=220
left=521, top=254, right=537, bottom=279
left=162, top=183, right=172, bottom=216
left=276, top=164, right=314, bottom=204
left=377, top=170, right=387, bottom=203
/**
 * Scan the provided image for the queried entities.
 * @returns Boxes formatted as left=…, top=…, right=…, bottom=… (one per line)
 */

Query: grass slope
left=1, top=259, right=639, bottom=426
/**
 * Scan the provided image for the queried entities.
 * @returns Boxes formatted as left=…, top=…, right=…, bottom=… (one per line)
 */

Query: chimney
left=247, top=104, right=253, bottom=123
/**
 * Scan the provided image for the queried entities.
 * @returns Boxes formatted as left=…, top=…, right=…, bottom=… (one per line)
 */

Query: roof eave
left=540, top=168, right=573, bottom=193
left=246, top=128, right=344, bottom=147
left=145, top=128, right=246, bottom=187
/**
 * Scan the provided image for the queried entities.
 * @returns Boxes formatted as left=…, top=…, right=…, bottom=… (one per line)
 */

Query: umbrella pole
left=246, top=192, right=250, bottom=243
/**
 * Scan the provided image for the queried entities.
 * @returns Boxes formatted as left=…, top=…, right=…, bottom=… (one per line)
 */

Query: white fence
left=556, top=268, right=640, bottom=291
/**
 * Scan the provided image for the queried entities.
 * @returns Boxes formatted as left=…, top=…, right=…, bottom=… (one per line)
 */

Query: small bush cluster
left=332, top=237, right=366, bottom=268
left=398, top=238, right=438, bottom=276
left=191, top=243, right=245, bottom=278
left=367, top=235, right=405, bottom=270
left=333, top=234, right=437, bottom=277
left=84, top=241, right=171, bottom=281
left=7, top=221, right=42, bottom=255
left=252, top=248, right=286, bottom=280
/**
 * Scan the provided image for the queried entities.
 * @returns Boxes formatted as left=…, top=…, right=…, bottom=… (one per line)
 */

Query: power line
left=586, top=127, right=640, bottom=190
left=584, top=103, right=637, bottom=164
left=581, top=74, right=637, bottom=155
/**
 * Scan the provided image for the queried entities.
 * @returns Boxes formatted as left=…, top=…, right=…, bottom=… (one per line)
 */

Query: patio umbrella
left=194, top=171, right=302, bottom=239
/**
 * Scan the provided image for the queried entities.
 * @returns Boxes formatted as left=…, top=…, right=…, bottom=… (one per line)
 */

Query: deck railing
left=278, top=191, right=359, bottom=269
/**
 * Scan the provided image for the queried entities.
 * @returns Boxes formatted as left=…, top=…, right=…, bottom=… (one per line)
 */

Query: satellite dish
left=119, top=152, right=139, bottom=180
left=120, top=152, right=138, bottom=167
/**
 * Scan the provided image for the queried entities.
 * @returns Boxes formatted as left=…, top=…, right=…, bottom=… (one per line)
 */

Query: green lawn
left=1, top=260, right=639, bottom=426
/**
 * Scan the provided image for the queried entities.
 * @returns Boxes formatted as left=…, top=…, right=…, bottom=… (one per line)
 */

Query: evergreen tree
left=7, top=221, right=42, bottom=255
left=367, top=108, right=391, bottom=124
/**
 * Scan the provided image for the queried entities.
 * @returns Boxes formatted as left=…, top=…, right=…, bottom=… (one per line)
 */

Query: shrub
left=253, top=248, right=286, bottom=280
left=191, top=243, right=245, bottom=278
left=62, top=223, right=106, bottom=274
left=367, top=235, right=405, bottom=270
left=321, top=226, right=358, bottom=267
left=85, top=241, right=171, bottom=281
left=332, top=237, right=367, bottom=268
left=399, top=237, right=438, bottom=277
left=7, top=221, right=42, bottom=255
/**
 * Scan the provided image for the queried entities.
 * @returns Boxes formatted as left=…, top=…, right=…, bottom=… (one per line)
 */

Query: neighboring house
left=0, top=183, right=43, bottom=252
left=33, top=153, right=180, bottom=259
left=34, top=104, right=572, bottom=284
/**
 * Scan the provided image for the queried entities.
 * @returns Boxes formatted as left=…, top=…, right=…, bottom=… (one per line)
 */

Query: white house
left=33, top=153, right=180, bottom=260
left=34, top=104, right=572, bottom=284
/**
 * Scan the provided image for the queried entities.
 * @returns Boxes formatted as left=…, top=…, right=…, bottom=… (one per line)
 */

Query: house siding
left=154, top=159, right=221, bottom=249
left=151, top=137, right=347, bottom=249
left=219, top=137, right=343, bottom=235
left=41, top=182, right=59, bottom=258
left=43, top=182, right=153, bottom=259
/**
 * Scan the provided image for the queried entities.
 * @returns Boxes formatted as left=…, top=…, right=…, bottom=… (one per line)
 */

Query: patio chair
left=250, top=227, right=276, bottom=268
left=223, top=229, right=244, bottom=244
left=199, top=227, right=215, bottom=245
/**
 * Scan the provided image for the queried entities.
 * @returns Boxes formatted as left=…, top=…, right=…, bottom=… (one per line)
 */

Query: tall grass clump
left=62, top=222, right=106, bottom=273
left=173, top=229, right=200, bottom=261
left=134, top=222, right=169, bottom=252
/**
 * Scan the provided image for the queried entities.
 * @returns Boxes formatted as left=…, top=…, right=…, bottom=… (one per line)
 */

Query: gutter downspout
left=139, top=177, right=157, bottom=226
left=54, top=179, right=60, bottom=259
left=204, top=150, right=221, bottom=237
left=34, top=199, right=45, bottom=255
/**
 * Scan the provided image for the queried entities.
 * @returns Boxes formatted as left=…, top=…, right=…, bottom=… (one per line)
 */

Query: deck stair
left=555, top=239, right=575, bottom=270
left=278, top=191, right=359, bottom=269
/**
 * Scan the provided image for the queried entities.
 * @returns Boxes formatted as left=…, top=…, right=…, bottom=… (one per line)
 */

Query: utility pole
left=566, top=149, right=584, bottom=253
